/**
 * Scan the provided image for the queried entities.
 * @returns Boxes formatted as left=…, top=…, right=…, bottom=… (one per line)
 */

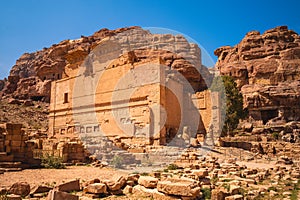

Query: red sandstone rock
left=8, top=182, right=30, bottom=197
left=2, top=27, right=212, bottom=102
left=214, top=26, right=300, bottom=123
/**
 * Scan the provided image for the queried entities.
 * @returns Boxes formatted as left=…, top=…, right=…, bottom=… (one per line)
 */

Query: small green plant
left=110, top=155, right=123, bottom=169
left=41, top=154, right=65, bottom=169
left=222, top=183, right=230, bottom=192
left=291, top=179, right=300, bottom=200
left=167, top=163, right=179, bottom=170
left=272, top=132, right=279, bottom=140
left=222, top=178, right=232, bottom=182
left=267, top=186, right=277, bottom=192
left=210, top=177, right=218, bottom=184
left=140, top=172, right=150, bottom=176
left=201, top=188, right=211, bottom=199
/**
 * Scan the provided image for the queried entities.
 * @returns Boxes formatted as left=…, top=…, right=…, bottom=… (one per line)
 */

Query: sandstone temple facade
left=48, top=28, right=221, bottom=147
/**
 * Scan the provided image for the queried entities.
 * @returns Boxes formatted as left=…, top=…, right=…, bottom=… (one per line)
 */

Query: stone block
left=30, top=185, right=52, bottom=194
left=104, top=176, right=127, bottom=191
left=57, top=179, right=80, bottom=192
left=84, top=183, right=107, bottom=194
left=47, top=190, right=79, bottom=200
left=157, top=178, right=201, bottom=197
left=138, top=176, right=158, bottom=188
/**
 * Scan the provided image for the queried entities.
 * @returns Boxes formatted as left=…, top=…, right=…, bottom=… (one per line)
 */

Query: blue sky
left=1, top=0, right=300, bottom=79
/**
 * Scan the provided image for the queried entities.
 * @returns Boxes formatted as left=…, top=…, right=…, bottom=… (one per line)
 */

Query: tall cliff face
left=0, top=27, right=212, bottom=102
left=215, top=26, right=300, bottom=123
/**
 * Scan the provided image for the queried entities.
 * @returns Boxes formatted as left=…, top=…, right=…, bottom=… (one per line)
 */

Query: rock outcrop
left=215, top=26, right=300, bottom=123
left=2, top=26, right=212, bottom=102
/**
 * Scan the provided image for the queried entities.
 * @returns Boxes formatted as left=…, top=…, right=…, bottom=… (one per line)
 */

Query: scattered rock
left=8, top=182, right=30, bottom=197
left=138, top=176, right=158, bottom=188
left=6, top=194, right=22, bottom=200
left=157, top=177, right=201, bottom=197
left=30, top=185, right=52, bottom=195
left=47, top=190, right=79, bottom=200
left=56, top=179, right=80, bottom=192
left=84, top=183, right=107, bottom=194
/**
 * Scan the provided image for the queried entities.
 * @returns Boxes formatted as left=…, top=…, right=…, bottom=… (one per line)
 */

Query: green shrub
left=111, top=155, right=123, bottom=169
left=201, top=188, right=211, bottom=199
left=272, top=132, right=279, bottom=140
left=140, top=172, right=150, bottom=176
left=41, top=154, right=65, bottom=169
left=167, top=164, right=179, bottom=170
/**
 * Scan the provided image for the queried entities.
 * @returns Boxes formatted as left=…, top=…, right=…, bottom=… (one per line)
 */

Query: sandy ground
left=0, top=166, right=129, bottom=188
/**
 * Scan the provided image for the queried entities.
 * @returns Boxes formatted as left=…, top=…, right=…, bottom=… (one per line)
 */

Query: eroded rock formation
left=215, top=26, right=300, bottom=123
left=1, top=27, right=212, bottom=102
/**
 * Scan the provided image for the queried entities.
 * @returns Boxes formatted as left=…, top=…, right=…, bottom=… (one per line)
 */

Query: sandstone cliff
left=215, top=26, right=300, bottom=123
left=0, top=27, right=212, bottom=102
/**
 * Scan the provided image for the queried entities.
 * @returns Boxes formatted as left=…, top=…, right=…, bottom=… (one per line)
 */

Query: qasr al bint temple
left=48, top=28, right=221, bottom=147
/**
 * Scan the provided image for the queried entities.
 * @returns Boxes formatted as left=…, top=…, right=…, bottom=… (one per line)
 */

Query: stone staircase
left=0, top=152, right=22, bottom=174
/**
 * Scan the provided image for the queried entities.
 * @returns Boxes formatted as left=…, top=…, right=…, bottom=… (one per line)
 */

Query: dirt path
left=0, top=166, right=128, bottom=188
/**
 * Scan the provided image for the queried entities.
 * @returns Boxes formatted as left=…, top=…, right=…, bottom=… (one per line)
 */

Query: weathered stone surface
left=132, top=185, right=180, bottom=200
left=122, top=185, right=133, bottom=194
left=84, top=183, right=107, bottom=194
left=192, top=169, right=209, bottom=178
left=215, top=26, right=300, bottom=123
left=225, top=194, right=243, bottom=200
left=56, top=179, right=80, bottom=192
left=8, top=182, right=30, bottom=197
left=211, top=188, right=229, bottom=200
left=3, top=26, right=212, bottom=102
left=6, top=194, right=22, bottom=200
left=157, top=177, right=201, bottom=197
left=104, top=176, right=127, bottom=191
left=47, top=190, right=79, bottom=200
left=30, top=185, right=52, bottom=194
left=138, top=176, right=158, bottom=188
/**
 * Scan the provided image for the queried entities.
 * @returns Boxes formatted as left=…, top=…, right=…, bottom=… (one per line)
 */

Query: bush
left=111, top=155, right=123, bottom=169
left=41, top=154, right=65, bottom=169
left=167, top=164, right=179, bottom=170
left=201, top=188, right=211, bottom=199
left=272, top=132, right=279, bottom=140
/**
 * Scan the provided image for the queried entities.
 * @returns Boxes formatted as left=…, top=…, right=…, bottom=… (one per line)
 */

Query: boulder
left=8, top=182, right=30, bottom=197
left=30, top=185, right=52, bottom=194
left=104, top=176, right=127, bottom=191
left=122, top=185, right=133, bottom=194
left=84, top=183, right=107, bottom=194
left=56, top=179, right=80, bottom=192
left=138, top=176, right=158, bottom=188
left=157, top=177, right=201, bottom=197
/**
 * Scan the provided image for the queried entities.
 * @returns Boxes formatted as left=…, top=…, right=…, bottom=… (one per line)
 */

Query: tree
left=210, top=75, right=247, bottom=136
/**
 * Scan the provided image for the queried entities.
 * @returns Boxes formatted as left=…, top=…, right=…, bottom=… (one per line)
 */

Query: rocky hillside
left=0, top=99, right=48, bottom=129
left=0, top=26, right=212, bottom=102
left=215, top=26, right=300, bottom=123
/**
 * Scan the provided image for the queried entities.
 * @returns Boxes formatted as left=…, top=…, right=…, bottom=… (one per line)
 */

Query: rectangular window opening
left=64, top=93, right=69, bottom=103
